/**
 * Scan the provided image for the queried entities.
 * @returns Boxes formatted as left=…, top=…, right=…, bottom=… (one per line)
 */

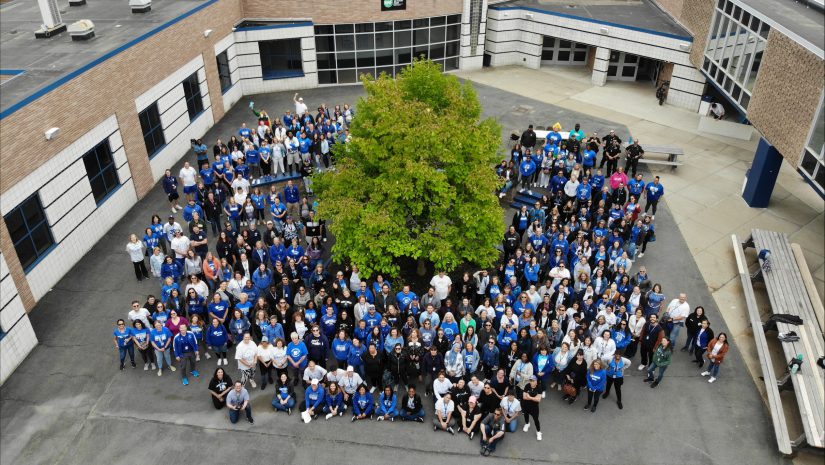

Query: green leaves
left=313, top=58, right=505, bottom=277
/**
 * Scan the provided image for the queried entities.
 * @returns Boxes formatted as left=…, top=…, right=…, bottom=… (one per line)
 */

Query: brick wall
left=747, top=31, right=825, bottom=167
left=241, top=0, right=463, bottom=23
left=652, top=0, right=714, bottom=68
left=0, top=0, right=243, bottom=311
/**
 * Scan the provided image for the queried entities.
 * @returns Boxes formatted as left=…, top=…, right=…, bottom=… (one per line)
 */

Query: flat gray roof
left=740, top=0, right=824, bottom=56
left=493, top=0, right=691, bottom=39
left=0, top=0, right=208, bottom=115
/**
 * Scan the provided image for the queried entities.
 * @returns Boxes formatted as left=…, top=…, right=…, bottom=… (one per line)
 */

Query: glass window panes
left=358, top=68, right=375, bottom=79
left=139, top=103, right=165, bottom=157
left=573, top=51, right=587, bottom=61
left=558, top=51, right=571, bottom=61
left=4, top=193, right=54, bottom=271
left=431, top=26, right=446, bottom=43
left=315, top=17, right=465, bottom=84
left=83, top=140, right=119, bottom=204
left=259, top=39, right=304, bottom=80
left=217, top=51, right=232, bottom=93
left=182, top=73, right=204, bottom=120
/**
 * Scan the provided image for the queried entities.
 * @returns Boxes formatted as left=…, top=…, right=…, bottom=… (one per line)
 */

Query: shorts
left=287, top=151, right=300, bottom=166
left=167, top=192, right=180, bottom=202
left=183, top=185, right=197, bottom=194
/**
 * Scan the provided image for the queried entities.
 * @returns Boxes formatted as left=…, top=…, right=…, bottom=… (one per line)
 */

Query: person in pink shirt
left=166, top=309, right=190, bottom=337
left=609, top=166, right=629, bottom=190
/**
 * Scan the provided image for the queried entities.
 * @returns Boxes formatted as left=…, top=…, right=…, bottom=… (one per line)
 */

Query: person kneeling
left=433, top=392, right=457, bottom=434
left=375, top=386, right=398, bottom=421
left=351, top=384, right=374, bottom=421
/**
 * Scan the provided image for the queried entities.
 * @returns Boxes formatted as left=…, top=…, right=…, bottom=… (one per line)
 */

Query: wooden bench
left=745, top=229, right=825, bottom=454
left=636, top=144, right=685, bottom=171
left=731, top=234, right=794, bottom=456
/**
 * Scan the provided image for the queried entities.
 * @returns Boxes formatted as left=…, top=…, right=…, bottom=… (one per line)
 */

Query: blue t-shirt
left=287, top=341, right=309, bottom=367
left=114, top=327, right=133, bottom=347
left=150, top=327, right=173, bottom=349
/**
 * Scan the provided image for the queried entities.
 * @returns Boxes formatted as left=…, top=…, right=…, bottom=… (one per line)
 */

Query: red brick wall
left=241, top=0, right=463, bottom=23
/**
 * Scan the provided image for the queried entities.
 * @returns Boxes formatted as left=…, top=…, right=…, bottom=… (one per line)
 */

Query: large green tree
left=313, top=59, right=505, bottom=277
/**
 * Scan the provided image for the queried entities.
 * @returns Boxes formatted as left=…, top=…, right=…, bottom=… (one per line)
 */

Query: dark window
left=447, top=14, right=461, bottom=24
left=431, top=16, right=446, bottom=26
left=395, top=30, right=411, bottom=47
left=182, top=73, right=204, bottom=120
left=317, top=53, right=336, bottom=70
left=315, top=35, right=335, bottom=53
left=356, top=33, right=375, bottom=50
left=446, top=25, right=460, bottom=41
left=355, top=23, right=374, bottom=33
left=139, top=103, right=165, bottom=158
left=318, top=70, right=337, bottom=84
left=413, top=18, right=429, bottom=28
left=216, top=51, right=232, bottom=93
left=83, top=140, right=120, bottom=205
left=375, top=32, right=393, bottom=49
left=338, top=69, right=357, bottom=83
left=314, top=25, right=334, bottom=35
left=558, top=51, right=571, bottom=61
left=335, top=24, right=354, bottom=34
left=259, top=39, right=304, bottom=80
left=4, top=193, right=54, bottom=271
left=337, top=52, right=356, bottom=69
left=375, top=22, right=393, bottom=32
left=336, top=35, right=355, bottom=52
left=446, top=41, right=459, bottom=57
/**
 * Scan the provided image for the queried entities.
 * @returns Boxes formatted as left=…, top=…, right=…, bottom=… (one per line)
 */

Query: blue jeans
left=669, top=323, right=684, bottom=347
left=229, top=405, right=253, bottom=423
left=272, top=397, right=296, bottom=411
left=647, top=363, right=668, bottom=382
left=155, top=349, right=172, bottom=369
left=708, top=361, right=721, bottom=378
left=118, top=345, right=135, bottom=365
left=399, top=408, right=425, bottom=421
left=505, top=418, right=518, bottom=432
left=480, top=424, right=503, bottom=452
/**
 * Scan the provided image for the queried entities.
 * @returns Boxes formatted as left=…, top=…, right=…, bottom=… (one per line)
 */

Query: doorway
left=541, top=37, right=589, bottom=66
left=607, top=51, right=638, bottom=81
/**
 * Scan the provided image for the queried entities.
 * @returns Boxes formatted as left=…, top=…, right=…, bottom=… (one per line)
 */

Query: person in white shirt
left=235, top=332, right=259, bottom=388
left=231, top=176, right=251, bottom=197
left=666, top=293, right=690, bottom=348
left=128, top=301, right=152, bottom=327
left=294, top=93, right=308, bottom=115
left=256, top=336, right=277, bottom=388
left=302, top=360, right=328, bottom=384
left=163, top=216, right=182, bottom=243
left=499, top=392, right=522, bottom=432
left=593, top=330, right=617, bottom=365
left=179, top=162, right=197, bottom=202
left=430, top=271, right=453, bottom=305
left=433, top=371, right=453, bottom=400
left=170, top=230, right=191, bottom=260
left=548, top=263, right=571, bottom=288
left=433, top=392, right=456, bottom=434
left=339, top=366, right=363, bottom=405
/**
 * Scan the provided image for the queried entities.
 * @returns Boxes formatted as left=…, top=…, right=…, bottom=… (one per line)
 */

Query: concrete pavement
left=0, top=80, right=796, bottom=465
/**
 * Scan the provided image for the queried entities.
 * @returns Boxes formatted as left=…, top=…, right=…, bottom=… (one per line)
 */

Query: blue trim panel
left=489, top=6, right=693, bottom=42
left=234, top=22, right=314, bottom=32
left=0, top=0, right=220, bottom=121
left=0, top=69, right=26, bottom=75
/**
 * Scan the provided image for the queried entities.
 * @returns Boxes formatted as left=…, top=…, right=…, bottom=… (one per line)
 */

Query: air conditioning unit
left=130, top=0, right=151, bottom=14
left=34, top=0, right=66, bottom=38
left=68, top=19, right=95, bottom=41
left=679, top=42, right=691, bottom=52
left=69, top=0, right=87, bottom=6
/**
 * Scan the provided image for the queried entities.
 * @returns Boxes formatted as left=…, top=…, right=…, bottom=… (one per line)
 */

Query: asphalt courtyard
left=0, top=83, right=786, bottom=465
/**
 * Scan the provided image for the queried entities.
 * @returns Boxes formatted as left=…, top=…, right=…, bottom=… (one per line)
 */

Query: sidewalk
left=459, top=65, right=825, bottom=461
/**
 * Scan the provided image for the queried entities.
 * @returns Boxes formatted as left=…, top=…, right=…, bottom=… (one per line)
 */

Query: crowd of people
left=114, top=106, right=730, bottom=456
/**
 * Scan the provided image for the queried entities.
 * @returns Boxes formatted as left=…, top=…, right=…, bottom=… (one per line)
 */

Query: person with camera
left=226, top=380, right=254, bottom=424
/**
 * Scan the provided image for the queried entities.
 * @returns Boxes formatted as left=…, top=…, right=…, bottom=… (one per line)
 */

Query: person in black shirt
left=521, top=376, right=543, bottom=440
left=625, top=140, right=644, bottom=177
left=520, top=124, right=537, bottom=153
left=208, top=367, right=234, bottom=409
left=459, top=396, right=483, bottom=438
left=599, top=130, right=622, bottom=169
left=399, top=385, right=425, bottom=422
left=604, top=140, right=622, bottom=176
left=502, top=226, right=520, bottom=260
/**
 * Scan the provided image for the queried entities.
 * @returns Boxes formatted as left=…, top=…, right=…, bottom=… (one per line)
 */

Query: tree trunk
left=417, top=258, right=427, bottom=277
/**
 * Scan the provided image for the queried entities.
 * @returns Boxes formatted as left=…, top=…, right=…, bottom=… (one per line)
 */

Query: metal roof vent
left=130, top=0, right=152, bottom=14
left=34, top=0, right=67, bottom=38
left=68, top=20, right=95, bottom=41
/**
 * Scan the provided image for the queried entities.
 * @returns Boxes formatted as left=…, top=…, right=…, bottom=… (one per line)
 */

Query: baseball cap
left=261, top=336, right=269, bottom=342
left=346, top=366, right=354, bottom=372
left=469, top=396, right=477, bottom=404
left=311, top=378, right=319, bottom=385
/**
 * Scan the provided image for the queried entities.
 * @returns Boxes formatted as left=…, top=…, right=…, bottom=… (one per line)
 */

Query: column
left=742, top=138, right=782, bottom=208
left=591, top=47, right=609, bottom=86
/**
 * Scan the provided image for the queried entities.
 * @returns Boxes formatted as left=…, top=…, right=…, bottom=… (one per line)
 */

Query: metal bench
left=637, top=144, right=685, bottom=171
left=744, top=229, right=825, bottom=454
left=732, top=234, right=794, bottom=456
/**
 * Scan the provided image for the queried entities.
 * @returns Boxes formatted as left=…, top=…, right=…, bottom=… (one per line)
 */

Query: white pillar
left=591, top=47, right=610, bottom=87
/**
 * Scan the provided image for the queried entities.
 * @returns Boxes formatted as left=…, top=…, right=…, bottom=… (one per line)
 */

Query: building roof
left=493, top=0, right=690, bottom=39
left=739, top=0, right=824, bottom=57
left=0, top=0, right=210, bottom=115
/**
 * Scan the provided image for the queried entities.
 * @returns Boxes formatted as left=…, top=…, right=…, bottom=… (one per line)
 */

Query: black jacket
left=520, top=129, right=536, bottom=148
left=401, top=393, right=423, bottom=414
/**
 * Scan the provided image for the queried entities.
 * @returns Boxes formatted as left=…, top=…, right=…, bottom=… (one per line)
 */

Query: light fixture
left=679, top=42, right=691, bottom=51
left=599, top=27, right=609, bottom=35
left=45, top=127, right=60, bottom=141
left=204, top=29, right=213, bottom=38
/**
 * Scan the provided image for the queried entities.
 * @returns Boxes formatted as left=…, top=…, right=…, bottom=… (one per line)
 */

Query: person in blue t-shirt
left=352, top=384, right=375, bottom=421
left=150, top=320, right=175, bottom=375
left=113, top=319, right=135, bottom=370
left=644, top=176, right=665, bottom=215
left=287, top=332, right=308, bottom=386
left=518, top=154, right=537, bottom=194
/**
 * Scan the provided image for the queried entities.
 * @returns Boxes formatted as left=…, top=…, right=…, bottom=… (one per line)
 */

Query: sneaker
left=708, top=377, right=716, bottom=383
left=376, top=416, right=383, bottom=421
left=390, top=417, right=394, bottom=422
left=353, top=416, right=358, bottom=423
left=469, top=431, right=474, bottom=440
left=119, top=364, right=124, bottom=371
left=527, top=190, right=534, bottom=196
left=590, top=405, right=597, bottom=413
left=637, top=364, right=645, bottom=371
left=157, top=369, right=162, bottom=376
left=518, top=189, right=525, bottom=193
left=339, top=412, right=344, bottom=417
left=326, top=413, right=333, bottom=420
left=261, top=384, right=267, bottom=391
left=523, top=423, right=530, bottom=432
left=150, top=363, right=156, bottom=370
left=650, top=381, right=659, bottom=388
left=172, top=208, right=177, bottom=213
left=143, top=363, right=149, bottom=371
left=537, top=431, right=543, bottom=441
left=416, top=417, right=424, bottom=423
left=643, top=377, right=653, bottom=383
left=287, top=408, right=292, bottom=416
left=182, top=378, right=189, bottom=386
left=680, top=348, right=688, bottom=352
left=701, top=371, right=710, bottom=377
left=192, top=370, right=199, bottom=378
left=196, top=355, right=201, bottom=362
left=433, top=425, right=438, bottom=431
left=584, top=404, right=591, bottom=410
left=617, top=402, right=623, bottom=410
left=205, top=353, right=212, bottom=360
left=131, top=362, right=136, bottom=368
left=499, top=192, right=506, bottom=199
left=369, top=386, right=375, bottom=393
left=250, top=379, right=257, bottom=388
left=248, top=417, right=254, bottom=424
left=223, top=358, right=229, bottom=366
left=638, top=253, right=644, bottom=258
left=169, top=366, right=177, bottom=372
left=448, top=427, right=455, bottom=435
left=482, top=448, right=491, bottom=457
left=601, top=392, right=609, bottom=399
left=541, top=391, right=546, bottom=399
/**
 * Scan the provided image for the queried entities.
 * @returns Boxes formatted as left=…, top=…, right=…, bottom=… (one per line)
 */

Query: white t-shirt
left=179, top=166, right=197, bottom=187
left=667, top=299, right=690, bottom=321
left=128, top=308, right=152, bottom=327
left=232, top=178, right=251, bottom=196
left=256, top=344, right=277, bottom=362
left=500, top=397, right=521, bottom=416
left=170, top=236, right=191, bottom=259
left=430, top=275, right=452, bottom=301
left=435, top=398, right=454, bottom=420
left=295, top=101, right=307, bottom=115
left=235, top=341, right=258, bottom=369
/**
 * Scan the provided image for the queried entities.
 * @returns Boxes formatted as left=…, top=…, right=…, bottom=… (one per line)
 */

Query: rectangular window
left=182, top=72, right=204, bottom=120
left=83, top=140, right=120, bottom=205
left=139, top=103, right=165, bottom=158
left=4, top=193, right=55, bottom=271
left=259, top=39, right=304, bottom=80
left=216, top=51, right=232, bottom=93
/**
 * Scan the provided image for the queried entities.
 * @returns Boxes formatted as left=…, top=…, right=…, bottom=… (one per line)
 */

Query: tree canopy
left=313, top=59, right=505, bottom=277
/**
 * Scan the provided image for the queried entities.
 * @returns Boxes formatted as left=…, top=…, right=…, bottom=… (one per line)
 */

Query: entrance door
left=607, top=51, right=638, bottom=81
left=541, top=37, right=589, bottom=65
